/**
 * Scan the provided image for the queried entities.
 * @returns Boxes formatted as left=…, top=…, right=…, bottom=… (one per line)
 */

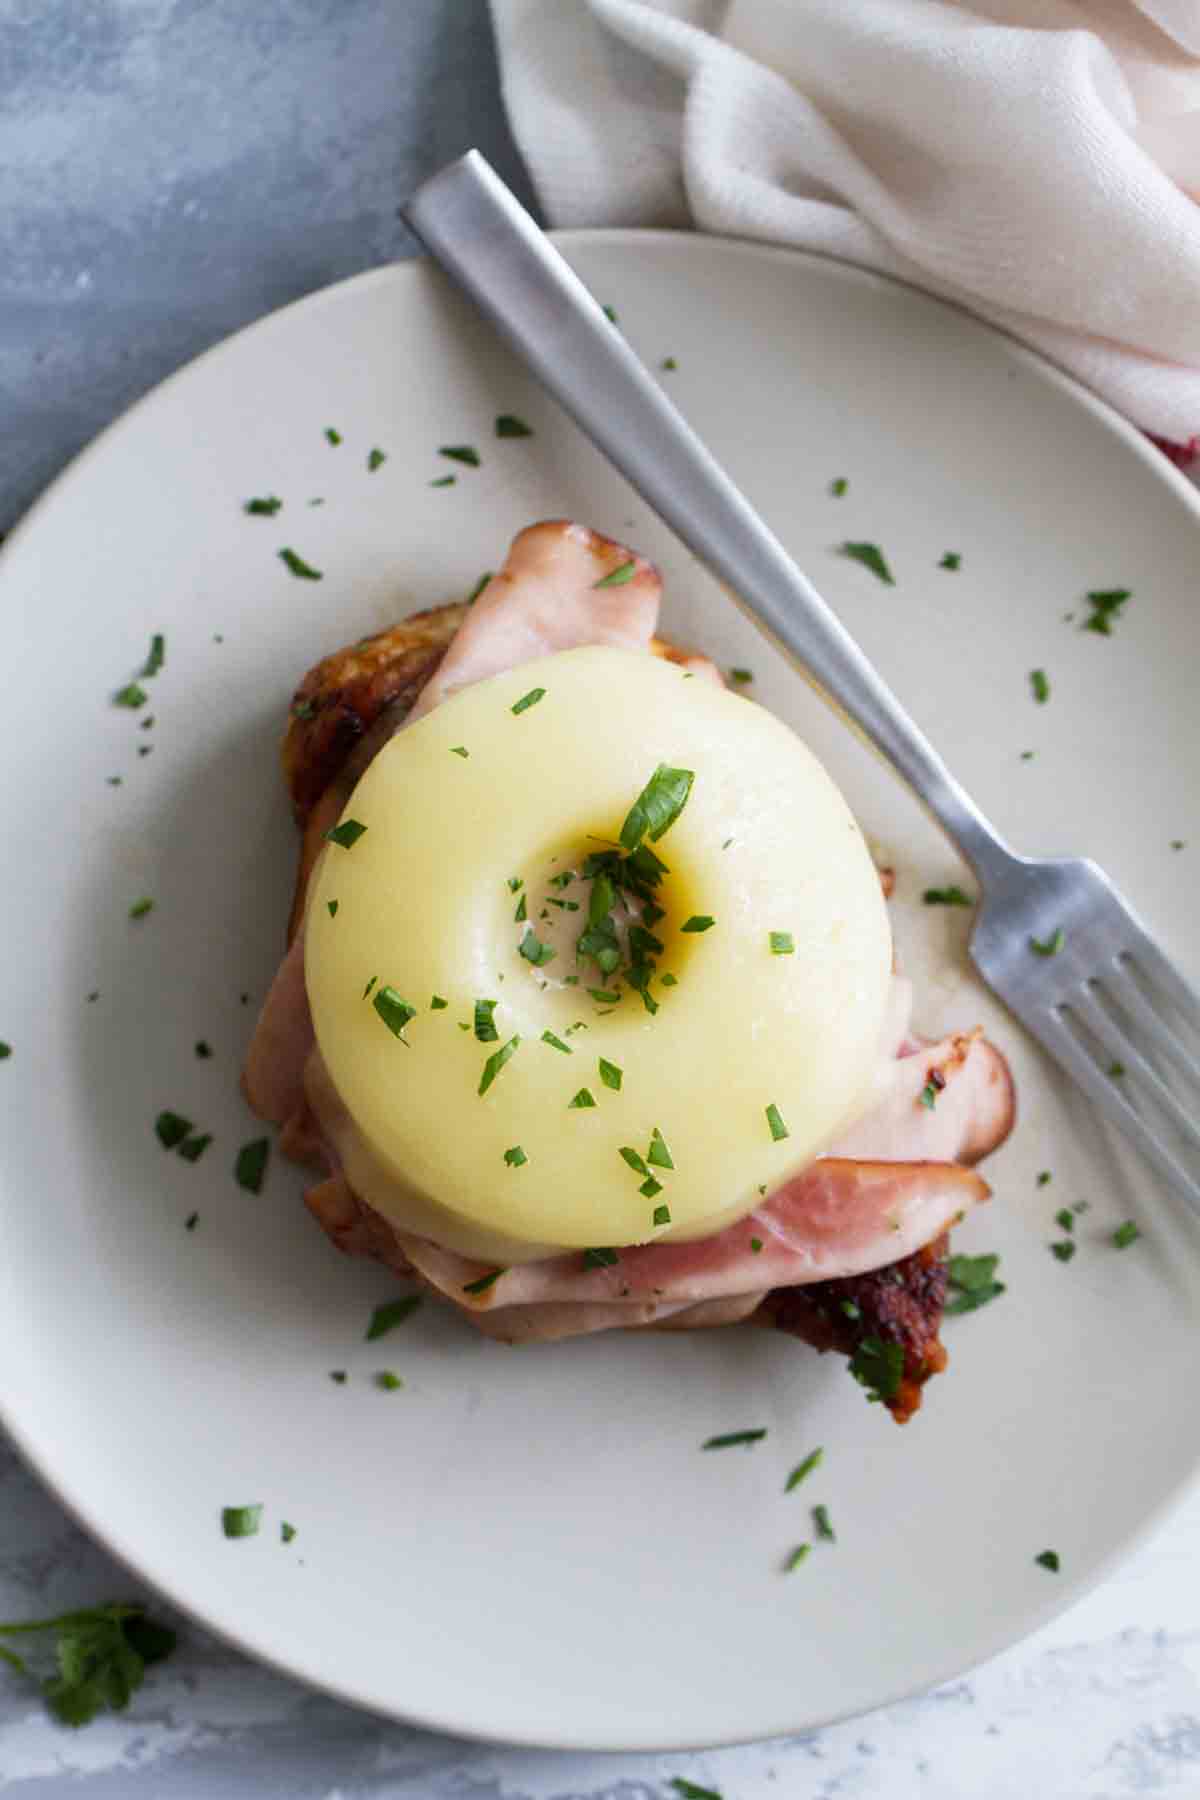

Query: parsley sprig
left=0, top=1604, right=177, bottom=1728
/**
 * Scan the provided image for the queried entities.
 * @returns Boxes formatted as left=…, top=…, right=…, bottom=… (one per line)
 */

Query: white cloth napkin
left=490, top=0, right=1200, bottom=442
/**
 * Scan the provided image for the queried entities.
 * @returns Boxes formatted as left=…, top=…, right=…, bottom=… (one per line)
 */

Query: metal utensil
left=404, top=149, right=1200, bottom=1212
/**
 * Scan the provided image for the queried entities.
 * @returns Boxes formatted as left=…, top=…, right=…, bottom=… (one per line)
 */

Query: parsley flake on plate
left=366, top=1295, right=422, bottom=1340
left=812, top=1504, right=836, bottom=1542
left=583, top=1247, right=619, bottom=1268
left=141, top=633, right=165, bottom=678
left=765, top=1103, right=789, bottom=1142
left=221, top=1504, right=262, bottom=1539
left=519, top=929, right=555, bottom=967
left=281, top=1521, right=297, bottom=1542
left=829, top=477, right=848, bottom=497
left=541, top=1029, right=572, bottom=1054
left=234, top=1137, right=270, bottom=1194
left=178, top=1133, right=212, bottom=1164
left=681, top=915, right=715, bottom=933
left=430, top=474, right=456, bottom=487
left=923, top=885, right=973, bottom=906
left=784, top=1447, right=823, bottom=1492
left=324, top=427, right=342, bottom=446
left=495, top=414, right=533, bottom=438
left=647, top=1127, right=674, bottom=1170
left=154, top=1110, right=192, bottom=1150
left=113, top=681, right=148, bottom=709
left=661, top=356, right=678, bottom=371
left=511, top=687, right=546, bottom=715
left=478, top=1035, right=521, bottom=1096
left=1030, top=668, right=1050, bottom=704
left=769, top=931, right=794, bottom=954
left=619, top=1146, right=649, bottom=1177
left=939, top=552, right=961, bottom=571
left=439, top=444, right=480, bottom=467
left=848, top=1336, right=904, bottom=1404
left=784, top=1544, right=811, bottom=1574
left=702, top=1428, right=767, bottom=1450
left=729, top=668, right=753, bottom=684
left=1082, top=587, right=1131, bottom=636
left=503, top=1145, right=528, bottom=1168
left=652, top=1202, right=671, bottom=1226
left=1035, top=1549, right=1061, bottom=1573
left=598, top=1057, right=623, bottom=1091
left=1050, top=1239, right=1076, bottom=1263
left=373, top=987, right=417, bottom=1042
left=1113, top=1219, right=1141, bottom=1248
left=474, top=999, right=500, bottom=1043
left=375, top=1371, right=403, bottom=1391
left=327, top=899, right=338, bottom=918
left=569, top=1087, right=597, bottom=1109
left=1029, top=927, right=1065, bottom=957
left=838, top=541, right=894, bottom=585
left=278, top=548, right=323, bottom=580
left=244, top=495, right=282, bottom=516
left=367, top=447, right=387, bottom=472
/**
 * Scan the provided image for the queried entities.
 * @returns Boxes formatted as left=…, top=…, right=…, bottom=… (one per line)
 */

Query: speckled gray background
left=4, top=3, right=1200, bottom=1794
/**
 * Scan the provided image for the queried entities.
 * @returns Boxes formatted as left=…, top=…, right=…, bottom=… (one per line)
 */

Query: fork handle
left=404, top=153, right=1017, bottom=888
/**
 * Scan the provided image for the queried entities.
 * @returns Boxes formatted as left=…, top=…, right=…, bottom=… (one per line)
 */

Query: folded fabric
left=491, top=0, right=1200, bottom=440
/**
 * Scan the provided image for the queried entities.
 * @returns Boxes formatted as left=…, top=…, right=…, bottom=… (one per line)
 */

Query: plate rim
left=3, top=228, right=1200, bottom=1752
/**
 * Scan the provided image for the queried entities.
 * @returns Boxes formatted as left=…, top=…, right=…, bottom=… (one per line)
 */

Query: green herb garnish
left=1054, top=1207, right=1075, bottom=1234
left=325, top=817, right=367, bottom=849
left=373, top=1372, right=403, bottom=1393
left=620, top=764, right=695, bottom=850
left=785, top=1447, right=823, bottom=1492
left=140, top=633, right=165, bottom=678
left=939, top=552, right=961, bottom=571
left=750, top=1237, right=763, bottom=1253
left=1082, top=588, right=1130, bottom=636
left=474, top=999, right=500, bottom=1043
left=367, top=447, right=387, bottom=472
left=1109, top=1060, right=1126, bottom=1078
left=838, top=541, right=894, bottom=585
left=514, top=892, right=527, bottom=921
left=450, top=744, right=469, bottom=757
left=430, top=995, right=448, bottom=1010
left=503, top=1146, right=528, bottom=1168
left=0, top=1603, right=177, bottom=1727
left=848, top=1336, right=904, bottom=1404
left=439, top=445, right=480, bottom=467
left=363, top=976, right=377, bottom=999
left=511, top=687, right=546, bottom=715
left=1030, top=668, right=1050, bottom=704
left=467, top=572, right=493, bottom=605
left=765, top=1103, right=789, bottom=1142
left=495, top=414, right=533, bottom=438
left=598, top=1058, right=623, bottom=1092
left=729, top=668, right=753, bottom=684
left=1113, top=1219, right=1140, bottom=1248
left=583, top=1247, right=619, bottom=1267
left=1035, top=1549, right=1060, bottom=1573
left=812, top=1504, right=835, bottom=1542
left=478, top=1034, right=520, bottom=1096
left=279, top=547, right=323, bottom=580
left=652, top=1202, right=671, bottom=1225
left=647, top=1127, right=674, bottom=1170
left=830, top=477, right=848, bottom=497
left=681, top=915, right=715, bottom=933
left=519, top=928, right=555, bottom=967
left=840, top=1298, right=860, bottom=1319
left=114, top=682, right=148, bottom=709
left=569, top=1088, right=597, bottom=1109
left=1037, top=1170, right=1052, bottom=1186
left=366, top=1294, right=422, bottom=1339
left=1050, top=1239, right=1076, bottom=1263
left=185, top=1212, right=199, bottom=1230
left=784, top=1544, right=811, bottom=1573
left=222, top=1504, right=262, bottom=1539
left=234, top=1137, right=270, bottom=1194
left=640, top=1175, right=663, bottom=1200
left=1030, top=927, right=1065, bottom=957
left=281, top=1521, right=297, bottom=1541
left=430, top=474, right=456, bottom=487
left=944, top=1253, right=1005, bottom=1314
left=327, top=899, right=338, bottom=918
left=154, top=1111, right=192, bottom=1150
left=702, top=1429, right=767, bottom=1450
left=245, top=496, right=282, bottom=516
left=923, top=886, right=973, bottom=906
left=541, top=1029, right=572, bottom=1054
left=324, top=427, right=341, bottom=445
left=919, top=1081, right=938, bottom=1110
left=620, top=1147, right=650, bottom=1177
left=178, top=1133, right=212, bottom=1164
left=661, top=356, right=677, bottom=371
left=374, top=987, right=417, bottom=1041
left=769, top=931, right=794, bottom=954
left=669, top=1783, right=722, bottom=1800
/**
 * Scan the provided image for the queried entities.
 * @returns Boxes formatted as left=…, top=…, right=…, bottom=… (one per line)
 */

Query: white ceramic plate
left=2, top=235, right=1199, bottom=1752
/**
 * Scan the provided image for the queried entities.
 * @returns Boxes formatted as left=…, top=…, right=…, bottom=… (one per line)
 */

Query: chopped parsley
left=830, top=477, right=848, bottom=497
left=362, top=976, right=377, bottom=999
left=507, top=876, right=524, bottom=893
left=114, top=682, right=148, bottom=709
left=589, top=987, right=621, bottom=1005
left=1037, top=1170, right=1052, bottom=1186
left=1108, top=1060, right=1126, bottom=1078
left=0, top=1603, right=177, bottom=1727
left=681, top=915, right=715, bottom=933
left=325, top=817, right=367, bottom=849
left=919, top=1081, right=938, bottom=1110
left=234, top=1137, right=270, bottom=1194
left=923, top=886, right=973, bottom=906
left=474, top=999, right=500, bottom=1043
left=661, top=356, right=677, bottom=371
left=514, top=892, right=527, bottom=921
left=519, top=928, right=555, bottom=967
left=430, top=995, right=448, bottom=1010
left=503, top=1146, right=528, bottom=1168
left=154, top=1111, right=193, bottom=1150
left=1050, top=1239, right=1076, bottom=1263
left=467, top=571, right=493, bottom=604
left=838, top=541, right=894, bottom=585
left=329, top=1370, right=347, bottom=1384
left=784, top=1447, right=823, bottom=1492
left=569, top=1087, right=597, bottom=1108
left=598, top=1058, right=623, bottom=1091
left=495, top=414, right=533, bottom=438
left=281, top=1521, right=298, bottom=1541
left=702, top=1429, right=767, bottom=1450
left=439, top=445, right=480, bottom=467
left=464, top=1267, right=503, bottom=1296
left=327, top=899, right=338, bottom=918
left=1030, top=668, right=1050, bottom=704
left=647, top=1127, right=674, bottom=1170
left=185, top=1211, right=199, bottom=1231
left=222, top=1504, right=262, bottom=1539
left=619, top=764, right=694, bottom=851
left=652, top=1202, right=671, bottom=1226
left=1035, top=1549, right=1060, bottom=1573
left=729, top=668, right=754, bottom=684
left=278, top=548, right=323, bottom=580
left=938, top=552, right=961, bottom=571
left=602, top=304, right=618, bottom=323
left=944, top=1252, right=1005, bottom=1314
left=541, top=1029, right=572, bottom=1054
left=245, top=495, right=283, bottom=516
left=840, top=1298, right=860, bottom=1319
left=324, top=427, right=342, bottom=446
left=769, top=931, right=795, bottom=954
left=620, top=1147, right=650, bottom=1177
left=141, top=633, right=165, bottom=678
left=430, top=474, right=456, bottom=487
left=660, top=973, right=678, bottom=987
left=1113, top=1219, right=1140, bottom=1248
left=765, top=1103, right=789, bottom=1142
left=1082, top=588, right=1130, bottom=636
left=583, top=1247, right=619, bottom=1268
left=1029, top=927, right=1065, bottom=957
left=478, top=1034, right=520, bottom=1096
left=366, top=1294, right=422, bottom=1339
left=640, top=1175, right=663, bottom=1200
left=367, top=447, right=387, bottom=471
left=375, top=1371, right=402, bottom=1391
left=784, top=1544, right=811, bottom=1573
left=750, top=1237, right=763, bottom=1253
left=848, top=1336, right=904, bottom=1404
left=669, top=1783, right=723, bottom=1800
left=178, top=1133, right=212, bottom=1164
left=450, top=745, right=469, bottom=758
left=511, top=687, right=546, bottom=715
left=373, top=987, right=417, bottom=1041
left=812, top=1504, right=835, bottom=1542
left=594, top=559, right=638, bottom=589
left=1055, top=1207, right=1075, bottom=1234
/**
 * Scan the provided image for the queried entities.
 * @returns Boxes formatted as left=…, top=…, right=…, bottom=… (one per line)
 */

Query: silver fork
left=404, top=151, right=1200, bottom=1214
